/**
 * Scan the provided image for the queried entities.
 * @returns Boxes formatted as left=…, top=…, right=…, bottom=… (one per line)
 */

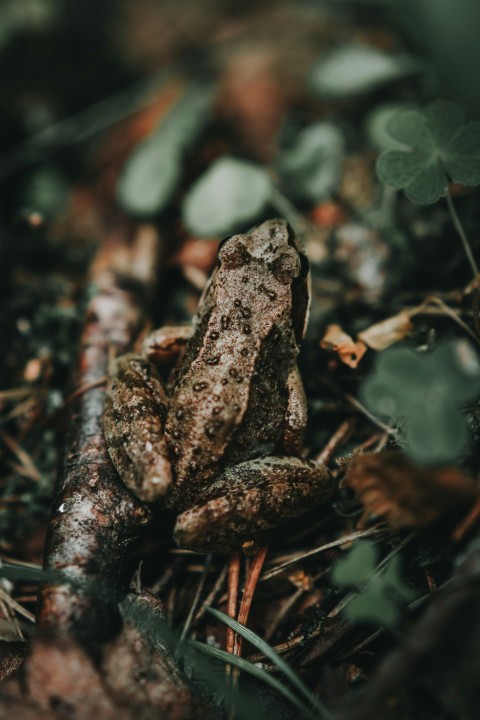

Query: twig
left=195, top=562, right=228, bottom=623
left=179, top=554, right=212, bottom=642
left=261, top=526, right=387, bottom=582
left=233, top=545, right=269, bottom=657
left=315, top=420, right=355, bottom=465
left=36, top=224, right=161, bottom=647
left=226, top=552, right=241, bottom=656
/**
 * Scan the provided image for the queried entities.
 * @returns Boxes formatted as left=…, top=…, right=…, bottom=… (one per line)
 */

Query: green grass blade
left=205, top=607, right=334, bottom=720
left=191, top=640, right=316, bottom=720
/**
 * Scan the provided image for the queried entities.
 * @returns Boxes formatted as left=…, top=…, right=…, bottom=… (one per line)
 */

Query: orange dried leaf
left=343, top=451, right=477, bottom=529
left=358, top=311, right=413, bottom=351
left=320, top=324, right=367, bottom=368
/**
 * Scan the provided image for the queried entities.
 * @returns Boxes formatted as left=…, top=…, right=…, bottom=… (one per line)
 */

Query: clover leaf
left=361, top=340, right=480, bottom=464
left=332, top=541, right=414, bottom=629
left=376, top=101, right=480, bottom=204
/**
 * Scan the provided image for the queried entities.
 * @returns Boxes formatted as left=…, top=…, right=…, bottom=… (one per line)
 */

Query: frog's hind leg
left=104, top=353, right=172, bottom=502
left=173, top=456, right=333, bottom=552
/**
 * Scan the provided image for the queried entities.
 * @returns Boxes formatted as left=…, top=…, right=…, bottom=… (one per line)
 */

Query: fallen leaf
left=320, top=324, right=367, bottom=368
left=342, top=451, right=477, bottom=529
left=358, top=310, right=414, bottom=351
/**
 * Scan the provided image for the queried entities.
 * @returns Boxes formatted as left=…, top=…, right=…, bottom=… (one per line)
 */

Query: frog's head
left=217, top=219, right=310, bottom=342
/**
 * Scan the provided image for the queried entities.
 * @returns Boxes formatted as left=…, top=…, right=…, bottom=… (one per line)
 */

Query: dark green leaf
left=360, top=341, right=480, bottom=463
left=376, top=100, right=480, bottom=203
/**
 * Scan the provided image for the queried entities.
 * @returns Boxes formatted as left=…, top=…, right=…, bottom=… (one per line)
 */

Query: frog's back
left=165, top=221, right=303, bottom=508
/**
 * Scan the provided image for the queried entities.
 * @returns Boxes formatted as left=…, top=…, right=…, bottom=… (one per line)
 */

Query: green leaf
left=346, top=585, right=399, bottom=628
left=276, top=122, right=345, bottom=201
left=117, top=84, right=213, bottom=217
left=205, top=607, right=334, bottom=720
left=191, top=641, right=317, bottom=720
left=444, top=123, right=480, bottom=185
left=331, top=544, right=416, bottom=630
left=182, top=157, right=273, bottom=237
left=376, top=100, right=480, bottom=203
left=380, top=556, right=416, bottom=602
left=387, top=110, right=435, bottom=150
left=360, top=340, right=480, bottom=463
left=365, top=103, right=410, bottom=152
left=331, top=541, right=377, bottom=586
left=376, top=150, right=430, bottom=189
left=402, top=162, right=447, bottom=204
left=309, top=44, right=418, bottom=98
left=424, top=101, right=466, bottom=146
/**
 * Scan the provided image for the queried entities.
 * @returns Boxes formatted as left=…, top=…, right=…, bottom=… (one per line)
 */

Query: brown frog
left=104, top=219, right=332, bottom=552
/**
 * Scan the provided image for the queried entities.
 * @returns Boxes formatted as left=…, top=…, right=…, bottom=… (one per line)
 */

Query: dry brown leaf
left=320, top=324, right=367, bottom=368
left=358, top=310, right=414, bottom=351
left=342, top=451, right=477, bottom=529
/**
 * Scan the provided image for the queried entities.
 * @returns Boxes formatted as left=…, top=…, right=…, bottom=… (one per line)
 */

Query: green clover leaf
left=376, top=101, right=480, bottom=204
left=332, top=542, right=415, bottom=629
left=361, top=340, right=480, bottom=464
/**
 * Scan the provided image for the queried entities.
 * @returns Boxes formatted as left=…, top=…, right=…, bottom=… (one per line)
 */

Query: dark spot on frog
left=221, top=378, right=229, bottom=385
left=172, top=429, right=181, bottom=439
left=212, top=406, right=221, bottom=415
left=229, top=368, right=238, bottom=378
left=243, top=324, right=252, bottom=334
left=221, top=315, right=231, bottom=330
left=240, top=347, right=249, bottom=356
left=193, top=381, right=208, bottom=392
left=240, top=307, right=251, bottom=319
left=259, top=283, right=277, bottom=301
left=176, top=409, right=184, bottom=420
left=210, top=331, right=219, bottom=340
left=234, top=299, right=242, bottom=307
left=206, top=354, right=220, bottom=365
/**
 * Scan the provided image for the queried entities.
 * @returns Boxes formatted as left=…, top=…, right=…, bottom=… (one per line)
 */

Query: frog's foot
left=173, top=457, right=333, bottom=553
left=142, top=326, right=193, bottom=365
left=104, top=354, right=172, bottom=502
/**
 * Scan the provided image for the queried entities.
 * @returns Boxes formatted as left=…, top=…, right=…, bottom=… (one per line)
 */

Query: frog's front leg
left=104, top=326, right=193, bottom=501
left=104, top=353, right=172, bottom=502
left=142, top=325, right=193, bottom=365
left=173, top=457, right=333, bottom=552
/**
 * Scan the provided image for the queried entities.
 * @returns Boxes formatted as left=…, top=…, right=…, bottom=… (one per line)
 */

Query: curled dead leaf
left=358, top=311, right=414, bottom=351
left=320, top=324, right=367, bottom=368
left=342, top=451, right=477, bottom=529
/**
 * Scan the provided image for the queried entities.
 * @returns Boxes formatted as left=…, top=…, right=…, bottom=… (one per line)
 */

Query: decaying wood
left=36, top=224, right=160, bottom=646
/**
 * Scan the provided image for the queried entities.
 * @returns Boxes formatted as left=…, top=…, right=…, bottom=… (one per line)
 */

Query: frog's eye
left=269, top=249, right=300, bottom=283
left=218, top=237, right=251, bottom=269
